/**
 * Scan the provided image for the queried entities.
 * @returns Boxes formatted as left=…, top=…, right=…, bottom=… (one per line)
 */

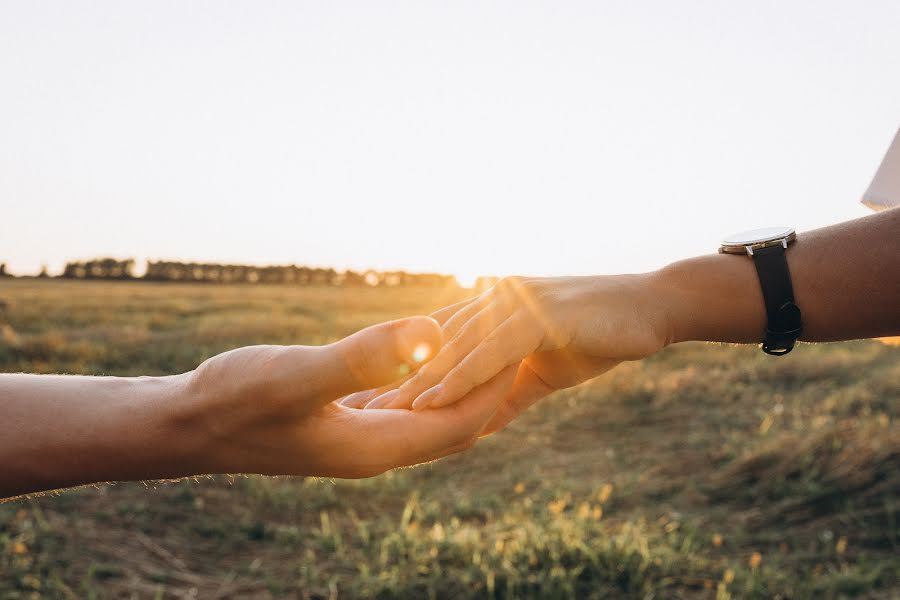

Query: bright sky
left=1, top=1, right=898, bottom=284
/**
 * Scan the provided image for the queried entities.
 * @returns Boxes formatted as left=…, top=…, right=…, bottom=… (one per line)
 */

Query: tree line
left=0, top=259, right=502, bottom=289
left=50, top=258, right=461, bottom=288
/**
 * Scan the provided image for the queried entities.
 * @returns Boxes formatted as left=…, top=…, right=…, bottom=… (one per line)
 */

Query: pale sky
left=1, top=1, right=898, bottom=284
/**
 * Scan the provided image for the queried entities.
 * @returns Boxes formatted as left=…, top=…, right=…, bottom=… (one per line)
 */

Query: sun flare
left=454, top=268, right=482, bottom=289
left=411, top=343, right=432, bottom=364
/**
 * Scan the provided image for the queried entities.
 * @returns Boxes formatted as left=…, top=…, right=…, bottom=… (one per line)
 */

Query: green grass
left=0, top=279, right=897, bottom=598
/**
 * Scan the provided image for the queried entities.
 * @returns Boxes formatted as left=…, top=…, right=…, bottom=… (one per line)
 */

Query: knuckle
left=443, top=333, right=470, bottom=357
left=497, top=275, right=522, bottom=288
left=494, top=276, right=521, bottom=296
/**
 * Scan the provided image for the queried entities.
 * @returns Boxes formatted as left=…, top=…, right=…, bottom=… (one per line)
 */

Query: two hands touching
left=341, top=274, right=669, bottom=432
left=0, top=275, right=664, bottom=499
left=201, top=273, right=673, bottom=481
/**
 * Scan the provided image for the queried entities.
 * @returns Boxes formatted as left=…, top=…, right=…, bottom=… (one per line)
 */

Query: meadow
left=0, top=279, right=897, bottom=599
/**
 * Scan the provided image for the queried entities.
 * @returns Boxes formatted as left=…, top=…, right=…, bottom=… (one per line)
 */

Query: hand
left=346, top=275, right=672, bottom=427
left=172, top=316, right=518, bottom=479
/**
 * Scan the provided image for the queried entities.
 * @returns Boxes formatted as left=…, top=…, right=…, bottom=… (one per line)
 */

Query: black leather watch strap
left=751, top=244, right=803, bottom=355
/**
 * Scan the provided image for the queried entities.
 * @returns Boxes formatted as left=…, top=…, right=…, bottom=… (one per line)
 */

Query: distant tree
left=233, top=265, right=245, bottom=283
left=86, top=260, right=102, bottom=278
left=342, top=270, right=365, bottom=286
left=64, top=258, right=461, bottom=288
left=0, top=263, right=8, bottom=277
left=121, top=259, right=136, bottom=279
left=68, top=262, right=87, bottom=279
left=38, top=265, right=49, bottom=278
left=100, top=258, right=117, bottom=278
left=143, top=261, right=161, bottom=281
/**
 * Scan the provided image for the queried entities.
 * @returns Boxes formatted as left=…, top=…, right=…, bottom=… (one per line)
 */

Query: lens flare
left=412, top=343, right=432, bottom=363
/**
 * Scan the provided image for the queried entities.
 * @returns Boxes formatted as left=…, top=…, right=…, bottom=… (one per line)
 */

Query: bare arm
left=0, top=317, right=517, bottom=500
left=0, top=374, right=193, bottom=498
left=358, top=209, right=900, bottom=426
left=663, top=207, right=900, bottom=344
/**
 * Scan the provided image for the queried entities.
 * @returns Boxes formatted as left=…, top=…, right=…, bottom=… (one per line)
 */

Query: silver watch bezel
left=719, top=226, right=796, bottom=256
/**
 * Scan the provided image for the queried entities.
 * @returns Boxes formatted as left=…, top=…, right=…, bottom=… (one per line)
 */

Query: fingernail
left=364, top=389, right=402, bottom=410
left=412, top=384, right=444, bottom=411
left=340, top=391, right=369, bottom=408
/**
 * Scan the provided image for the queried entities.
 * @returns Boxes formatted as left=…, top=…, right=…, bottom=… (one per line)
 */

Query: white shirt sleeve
left=862, top=128, right=900, bottom=211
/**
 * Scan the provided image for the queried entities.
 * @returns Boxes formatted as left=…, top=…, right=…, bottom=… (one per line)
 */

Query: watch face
left=721, top=226, right=795, bottom=247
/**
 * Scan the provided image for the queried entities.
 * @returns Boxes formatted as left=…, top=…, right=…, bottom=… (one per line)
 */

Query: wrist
left=114, top=373, right=205, bottom=481
left=567, top=273, right=675, bottom=359
left=652, top=253, right=767, bottom=345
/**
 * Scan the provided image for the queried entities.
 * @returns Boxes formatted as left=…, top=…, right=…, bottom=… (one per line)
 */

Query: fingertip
left=364, top=389, right=401, bottom=410
left=412, top=384, right=444, bottom=411
left=341, top=390, right=374, bottom=408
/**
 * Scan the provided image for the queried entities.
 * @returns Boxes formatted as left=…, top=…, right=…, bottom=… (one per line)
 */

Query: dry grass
left=0, top=279, right=897, bottom=598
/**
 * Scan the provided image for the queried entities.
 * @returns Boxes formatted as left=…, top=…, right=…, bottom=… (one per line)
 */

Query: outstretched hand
left=0, top=316, right=520, bottom=499
left=179, top=316, right=518, bottom=478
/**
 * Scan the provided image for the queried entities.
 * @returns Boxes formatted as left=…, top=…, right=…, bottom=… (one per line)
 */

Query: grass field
left=0, top=279, right=897, bottom=599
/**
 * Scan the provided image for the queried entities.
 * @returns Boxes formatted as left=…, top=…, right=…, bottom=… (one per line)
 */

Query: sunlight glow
left=454, top=269, right=481, bottom=290
left=412, top=343, right=432, bottom=364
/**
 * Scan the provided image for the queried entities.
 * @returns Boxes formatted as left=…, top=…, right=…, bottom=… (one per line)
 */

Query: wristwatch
left=719, top=226, right=803, bottom=356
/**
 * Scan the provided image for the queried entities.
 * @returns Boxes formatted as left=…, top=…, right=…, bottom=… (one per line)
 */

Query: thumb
left=314, top=317, right=443, bottom=400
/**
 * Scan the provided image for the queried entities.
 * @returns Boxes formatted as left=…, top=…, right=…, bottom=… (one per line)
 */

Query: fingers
left=368, top=302, right=514, bottom=410
left=335, top=364, right=518, bottom=476
left=430, top=296, right=478, bottom=326
left=440, top=294, right=491, bottom=340
left=338, top=297, right=479, bottom=409
left=440, top=281, right=519, bottom=340
left=338, top=391, right=377, bottom=409
left=353, top=280, right=531, bottom=411
left=339, top=378, right=408, bottom=409
left=416, top=313, right=543, bottom=410
left=310, top=316, right=443, bottom=401
left=363, top=388, right=403, bottom=409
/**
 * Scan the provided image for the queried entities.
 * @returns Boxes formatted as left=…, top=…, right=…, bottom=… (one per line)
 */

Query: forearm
left=0, top=373, right=196, bottom=499
left=656, top=208, right=900, bottom=345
